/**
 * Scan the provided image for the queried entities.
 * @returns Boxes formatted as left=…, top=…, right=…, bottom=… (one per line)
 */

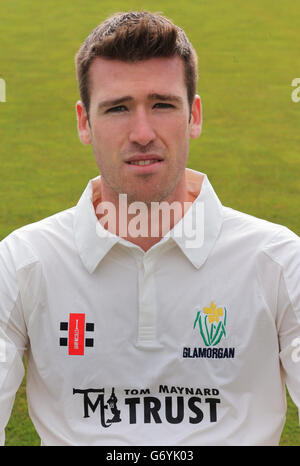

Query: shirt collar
left=169, top=169, right=223, bottom=268
left=74, top=169, right=223, bottom=273
left=73, top=177, right=121, bottom=273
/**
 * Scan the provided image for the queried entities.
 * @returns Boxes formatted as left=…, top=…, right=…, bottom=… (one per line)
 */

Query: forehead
left=88, top=56, right=187, bottom=101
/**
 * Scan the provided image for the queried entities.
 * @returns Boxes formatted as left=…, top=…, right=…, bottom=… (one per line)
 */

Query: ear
left=189, top=95, right=202, bottom=139
left=76, top=101, right=92, bottom=145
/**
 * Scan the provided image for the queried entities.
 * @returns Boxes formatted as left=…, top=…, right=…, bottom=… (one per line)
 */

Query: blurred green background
left=0, top=0, right=299, bottom=446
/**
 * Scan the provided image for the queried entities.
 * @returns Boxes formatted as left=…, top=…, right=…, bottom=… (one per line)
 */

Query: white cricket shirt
left=0, top=169, right=299, bottom=446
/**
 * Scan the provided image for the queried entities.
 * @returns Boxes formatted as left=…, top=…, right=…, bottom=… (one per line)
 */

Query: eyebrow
left=148, top=93, right=183, bottom=104
left=97, top=93, right=183, bottom=111
left=97, top=96, right=133, bottom=111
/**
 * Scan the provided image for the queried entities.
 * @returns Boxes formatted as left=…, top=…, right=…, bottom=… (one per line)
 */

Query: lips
left=128, top=159, right=161, bottom=166
left=125, top=154, right=164, bottom=165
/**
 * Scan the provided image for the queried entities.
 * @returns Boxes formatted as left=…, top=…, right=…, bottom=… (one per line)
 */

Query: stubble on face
left=98, top=153, right=188, bottom=207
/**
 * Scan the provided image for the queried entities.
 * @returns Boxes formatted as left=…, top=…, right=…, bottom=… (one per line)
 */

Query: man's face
left=77, top=56, right=201, bottom=204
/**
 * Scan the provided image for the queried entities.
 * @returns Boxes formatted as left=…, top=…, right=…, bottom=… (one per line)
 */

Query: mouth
left=127, top=159, right=162, bottom=166
left=125, top=155, right=164, bottom=171
left=126, top=154, right=163, bottom=164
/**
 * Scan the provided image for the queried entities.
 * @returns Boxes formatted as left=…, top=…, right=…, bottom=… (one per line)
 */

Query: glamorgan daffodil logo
left=193, top=301, right=227, bottom=347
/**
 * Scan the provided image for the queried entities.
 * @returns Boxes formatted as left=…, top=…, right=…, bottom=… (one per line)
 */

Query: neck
left=92, top=169, right=203, bottom=251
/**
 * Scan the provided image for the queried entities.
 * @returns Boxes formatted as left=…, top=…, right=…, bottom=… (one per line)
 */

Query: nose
left=128, top=108, right=156, bottom=147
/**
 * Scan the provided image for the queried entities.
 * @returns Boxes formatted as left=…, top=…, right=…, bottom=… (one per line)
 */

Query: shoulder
left=0, top=206, right=76, bottom=270
left=221, top=205, right=300, bottom=302
left=222, top=205, right=300, bottom=252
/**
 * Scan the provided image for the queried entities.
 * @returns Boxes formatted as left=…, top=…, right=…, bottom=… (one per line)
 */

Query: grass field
left=0, top=0, right=300, bottom=446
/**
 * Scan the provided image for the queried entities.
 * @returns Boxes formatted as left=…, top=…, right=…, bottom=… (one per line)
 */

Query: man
left=0, top=11, right=299, bottom=446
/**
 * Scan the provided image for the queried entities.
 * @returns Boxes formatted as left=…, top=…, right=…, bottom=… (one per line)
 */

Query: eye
left=153, top=103, right=175, bottom=109
left=106, top=105, right=127, bottom=113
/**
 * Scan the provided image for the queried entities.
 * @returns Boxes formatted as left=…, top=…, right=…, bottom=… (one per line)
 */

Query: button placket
left=137, top=256, right=157, bottom=346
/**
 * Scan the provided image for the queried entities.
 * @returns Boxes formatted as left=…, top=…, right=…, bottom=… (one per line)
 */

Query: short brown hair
left=75, top=11, right=198, bottom=117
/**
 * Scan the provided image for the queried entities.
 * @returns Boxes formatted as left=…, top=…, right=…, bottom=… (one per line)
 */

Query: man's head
left=75, top=11, right=202, bottom=205
left=75, top=11, right=198, bottom=119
